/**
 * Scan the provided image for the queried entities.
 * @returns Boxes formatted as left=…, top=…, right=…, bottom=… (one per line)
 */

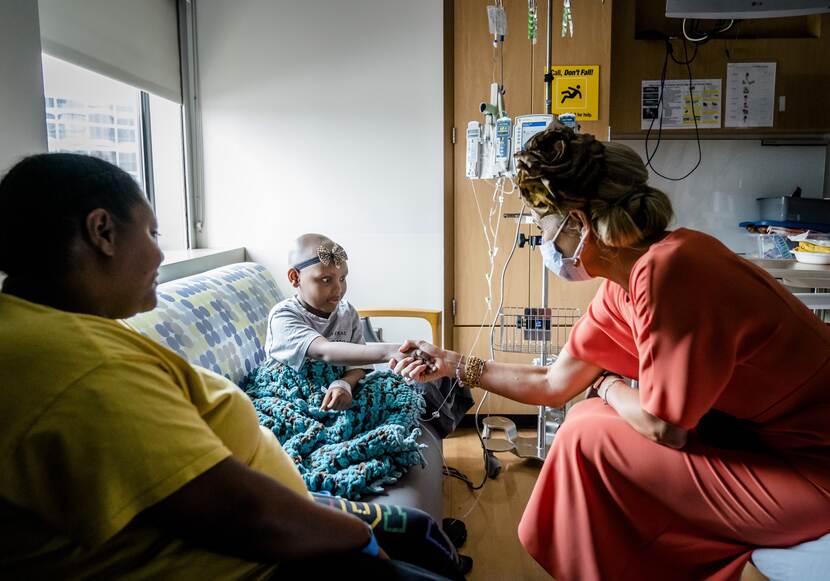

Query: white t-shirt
left=264, top=296, right=365, bottom=371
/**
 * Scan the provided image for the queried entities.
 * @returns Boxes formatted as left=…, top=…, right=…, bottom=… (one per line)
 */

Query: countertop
left=749, top=258, right=830, bottom=288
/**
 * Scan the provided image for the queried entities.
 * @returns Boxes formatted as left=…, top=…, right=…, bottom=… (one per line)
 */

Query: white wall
left=195, top=0, right=444, bottom=342
left=619, top=140, right=826, bottom=253
left=0, top=0, right=47, bottom=174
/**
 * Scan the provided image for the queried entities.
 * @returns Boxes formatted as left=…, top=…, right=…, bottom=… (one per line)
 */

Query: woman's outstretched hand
left=390, top=340, right=457, bottom=384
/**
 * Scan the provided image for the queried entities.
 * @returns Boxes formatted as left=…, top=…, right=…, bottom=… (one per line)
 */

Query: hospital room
left=2, top=0, right=830, bottom=579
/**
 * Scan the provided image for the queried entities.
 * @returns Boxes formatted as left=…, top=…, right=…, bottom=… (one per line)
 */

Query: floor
left=441, top=427, right=769, bottom=581
left=442, top=427, right=550, bottom=581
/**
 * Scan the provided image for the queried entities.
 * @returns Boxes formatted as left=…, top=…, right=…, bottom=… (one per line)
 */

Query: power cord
left=644, top=36, right=702, bottom=181
left=682, top=18, right=734, bottom=45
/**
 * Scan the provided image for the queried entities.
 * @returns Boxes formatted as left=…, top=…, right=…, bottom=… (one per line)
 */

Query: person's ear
left=571, top=209, right=592, bottom=237
left=287, top=268, right=301, bottom=288
left=84, top=209, right=118, bottom=257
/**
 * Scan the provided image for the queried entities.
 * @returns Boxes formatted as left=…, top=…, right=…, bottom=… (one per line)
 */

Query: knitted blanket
left=242, top=360, right=426, bottom=499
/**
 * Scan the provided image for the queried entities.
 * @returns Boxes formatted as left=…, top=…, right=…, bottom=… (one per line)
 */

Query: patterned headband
left=293, top=243, right=349, bottom=271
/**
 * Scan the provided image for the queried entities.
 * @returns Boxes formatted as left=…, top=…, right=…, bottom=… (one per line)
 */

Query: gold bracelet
left=464, top=356, right=486, bottom=388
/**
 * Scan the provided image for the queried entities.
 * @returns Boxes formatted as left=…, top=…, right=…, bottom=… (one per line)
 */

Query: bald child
left=264, top=234, right=411, bottom=410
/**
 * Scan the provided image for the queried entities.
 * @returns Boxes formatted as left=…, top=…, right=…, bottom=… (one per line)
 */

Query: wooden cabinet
left=447, top=0, right=829, bottom=413
left=451, top=0, right=605, bottom=414
left=610, top=0, right=830, bottom=138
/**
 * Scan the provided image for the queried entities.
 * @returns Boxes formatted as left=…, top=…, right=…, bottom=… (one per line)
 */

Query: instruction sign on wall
left=550, top=65, right=600, bottom=121
left=640, top=79, right=722, bottom=130
left=725, top=62, right=776, bottom=128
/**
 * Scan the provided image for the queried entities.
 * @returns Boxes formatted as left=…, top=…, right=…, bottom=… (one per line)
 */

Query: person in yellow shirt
left=0, top=153, right=452, bottom=580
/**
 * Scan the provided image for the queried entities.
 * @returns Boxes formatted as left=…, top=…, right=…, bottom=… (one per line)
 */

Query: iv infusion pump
left=465, top=121, right=482, bottom=178
left=465, top=114, right=553, bottom=180
left=511, top=114, right=554, bottom=158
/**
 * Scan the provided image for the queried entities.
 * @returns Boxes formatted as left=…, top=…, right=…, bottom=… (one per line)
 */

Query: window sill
left=159, top=248, right=246, bottom=283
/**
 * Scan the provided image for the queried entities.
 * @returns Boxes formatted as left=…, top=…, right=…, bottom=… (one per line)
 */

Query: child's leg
left=312, top=493, right=464, bottom=580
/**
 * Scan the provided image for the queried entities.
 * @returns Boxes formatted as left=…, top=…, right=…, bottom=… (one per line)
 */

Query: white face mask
left=539, top=215, right=592, bottom=282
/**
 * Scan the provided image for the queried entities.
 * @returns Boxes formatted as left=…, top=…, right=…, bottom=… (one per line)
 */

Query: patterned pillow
left=127, top=262, right=283, bottom=385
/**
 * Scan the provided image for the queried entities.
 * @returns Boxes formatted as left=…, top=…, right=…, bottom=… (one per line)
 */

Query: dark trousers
left=310, top=493, right=463, bottom=580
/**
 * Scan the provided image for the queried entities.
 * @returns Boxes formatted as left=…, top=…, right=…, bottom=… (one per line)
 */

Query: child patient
left=264, top=233, right=409, bottom=410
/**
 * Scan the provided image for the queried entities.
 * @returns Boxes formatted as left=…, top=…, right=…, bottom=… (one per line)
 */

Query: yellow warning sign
left=550, top=65, right=600, bottom=121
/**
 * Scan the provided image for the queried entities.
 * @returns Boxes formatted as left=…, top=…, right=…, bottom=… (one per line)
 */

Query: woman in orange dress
left=392, top=126, right=830, bottom=580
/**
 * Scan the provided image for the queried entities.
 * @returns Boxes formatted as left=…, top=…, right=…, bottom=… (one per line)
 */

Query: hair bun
left=516, top=125, right=606, bottom=207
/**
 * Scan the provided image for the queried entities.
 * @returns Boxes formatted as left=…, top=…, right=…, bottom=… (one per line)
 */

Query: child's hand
left=390, top=340, right=453, bottom=384
left=393, top=341, right=437, bottom=379
left=388, top=343, right=409, bottom=362
left=322, top=380, right=353, bottom=411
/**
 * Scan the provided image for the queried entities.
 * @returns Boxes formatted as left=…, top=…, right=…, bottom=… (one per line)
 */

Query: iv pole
left=483, top=0, right=576, bottom=462
left=534, top=0, right=555, bottom=459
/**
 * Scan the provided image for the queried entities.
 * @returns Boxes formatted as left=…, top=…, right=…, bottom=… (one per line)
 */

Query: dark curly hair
left=515, top=124, right=674, bottom=248
left=0, top=153, right=147, bottom=277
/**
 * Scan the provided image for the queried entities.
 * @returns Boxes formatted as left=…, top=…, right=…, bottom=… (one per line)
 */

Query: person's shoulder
left=0, top=298, right=170, bottom=429
left=339, top=300, right=360, bottom=318
left=268, top=296, right=305, bottom=320
left=631, top=229, right=734, bottom=298
left=1, top=295, right=130, bottom=362
left=586, top=278, right=626, bottom=320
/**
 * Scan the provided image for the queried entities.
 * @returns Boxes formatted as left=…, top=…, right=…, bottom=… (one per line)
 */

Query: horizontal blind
left=38, top=0, right=181, bottom=103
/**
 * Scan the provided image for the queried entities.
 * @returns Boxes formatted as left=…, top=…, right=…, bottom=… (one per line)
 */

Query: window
left=66, top=124, right=86, bottom=139
left=88, top=113, right=114, bottom=125
left=90, top=126, right=116, bottom=142
left=116, top=128, right=136, bottom=143
left=58, top=112, right=87, bottom=122
left=90, top=150, right=117, bottom=164
left=41, top=55, right=189, bottom=250
left=117, top=152, right=138, bottom=173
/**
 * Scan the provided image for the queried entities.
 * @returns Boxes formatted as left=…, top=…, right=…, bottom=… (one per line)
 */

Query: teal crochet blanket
left=242, top=360, right=426, bottom=499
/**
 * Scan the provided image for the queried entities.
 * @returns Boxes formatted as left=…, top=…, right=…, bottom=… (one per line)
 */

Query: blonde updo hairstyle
left=515, top=125, right=673, bottom=249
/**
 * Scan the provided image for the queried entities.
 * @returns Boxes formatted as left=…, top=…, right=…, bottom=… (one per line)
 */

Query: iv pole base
left=481, top=415, right=551, bottom=462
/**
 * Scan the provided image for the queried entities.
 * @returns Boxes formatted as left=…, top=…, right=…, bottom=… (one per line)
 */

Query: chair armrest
left=357, top=308, right=443, bottom=346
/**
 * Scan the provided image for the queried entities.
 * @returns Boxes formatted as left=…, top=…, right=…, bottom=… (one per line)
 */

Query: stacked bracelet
left=455, top=355, right=486, bottom=388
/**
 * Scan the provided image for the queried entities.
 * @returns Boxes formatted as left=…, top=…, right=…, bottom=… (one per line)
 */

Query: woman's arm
left=306, top=337, right=401, bottom=365
left=392, top=341, right=603, bottom=409
left=599, top=376, right=688, bottom=449
left=474, top=347, right=603, bottom=408
left=140, top=457, right=374, bottom=562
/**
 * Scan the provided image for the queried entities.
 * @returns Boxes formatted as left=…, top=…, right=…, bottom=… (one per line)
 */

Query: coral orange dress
left=518, top=229, right=830, bottom=580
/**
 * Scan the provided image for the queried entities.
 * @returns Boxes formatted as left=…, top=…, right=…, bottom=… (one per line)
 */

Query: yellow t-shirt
left=0, top=293, right=310, bottom=579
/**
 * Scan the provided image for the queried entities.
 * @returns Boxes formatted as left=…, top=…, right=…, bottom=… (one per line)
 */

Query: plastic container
left=745, top=233, right=794, bottom=259
left=758, top=196, right=830, bottom=225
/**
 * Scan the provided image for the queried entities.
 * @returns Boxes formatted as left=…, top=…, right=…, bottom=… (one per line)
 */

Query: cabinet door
left=452, top=0, right=607, bottom=323
left=451, top=0, right=606, bottom=416
left=610, top=0, right=830, bottom=137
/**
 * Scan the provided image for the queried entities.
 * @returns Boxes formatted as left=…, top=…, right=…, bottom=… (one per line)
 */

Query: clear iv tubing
left=490, top=202, right=525, bottom=361
left=464, top=196, right=525, bottom=493
left=420, top=179, right=521, bottom=497
left=423, top=178, right=513, bottom=422
left=475, top=202, right=526, bottom=425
